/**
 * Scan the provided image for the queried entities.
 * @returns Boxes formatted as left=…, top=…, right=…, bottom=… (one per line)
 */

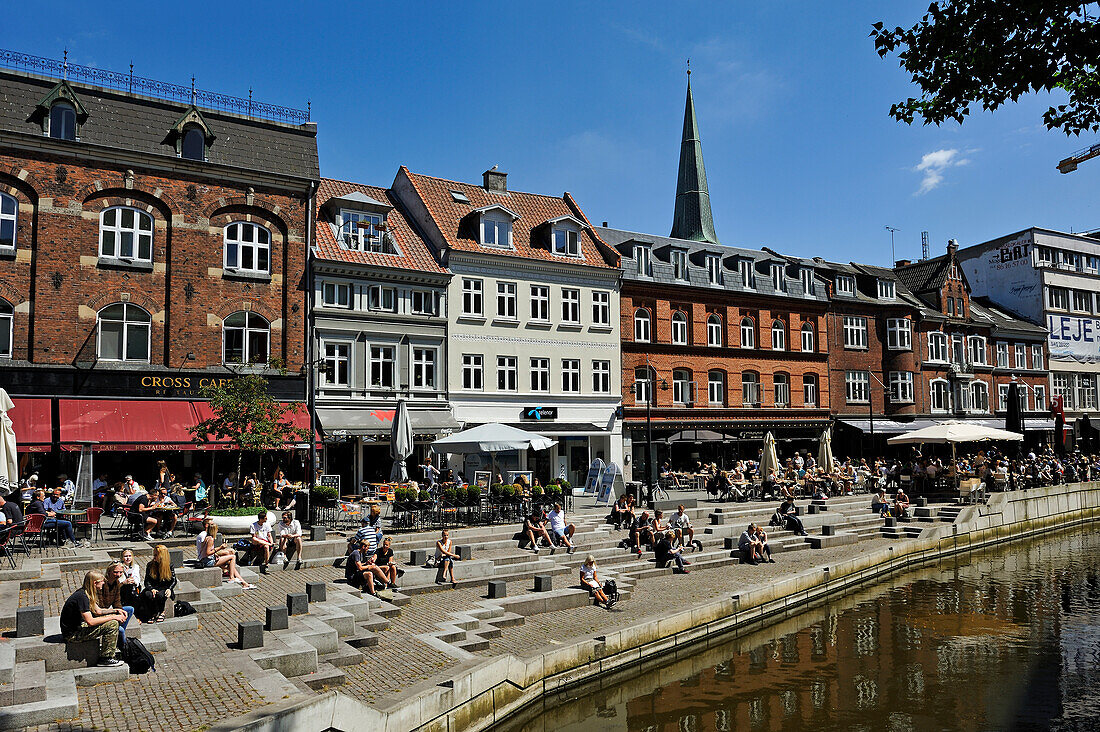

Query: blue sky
left=9, top=1, right=1100, bottom=266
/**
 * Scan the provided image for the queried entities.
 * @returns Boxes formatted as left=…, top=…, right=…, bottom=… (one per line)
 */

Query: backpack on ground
left=602, top=579, right=619, bottom=603
left=120, top=637, right=156, bottom=674
left=769, top=511, right=783, bottom=527
left=173, top=600, right=196, bottom=617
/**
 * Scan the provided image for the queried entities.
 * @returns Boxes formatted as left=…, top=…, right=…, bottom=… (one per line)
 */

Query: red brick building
left=0, top=56, right=318, bottom=479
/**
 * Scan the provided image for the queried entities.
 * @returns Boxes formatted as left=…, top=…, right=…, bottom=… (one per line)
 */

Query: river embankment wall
left=213, top=480, right=1100, bottom=732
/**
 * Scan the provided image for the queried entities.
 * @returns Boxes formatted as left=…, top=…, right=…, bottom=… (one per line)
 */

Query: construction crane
left=1058, top=142, right=1100, bottom=173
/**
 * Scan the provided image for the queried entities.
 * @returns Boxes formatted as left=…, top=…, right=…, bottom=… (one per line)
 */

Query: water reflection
left=497, top=527, right=1100, bottom=732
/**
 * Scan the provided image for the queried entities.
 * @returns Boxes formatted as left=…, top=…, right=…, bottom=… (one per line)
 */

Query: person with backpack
left=60, top=570, right=126, bottom=667
left=579, top=555, right=614, bottom=609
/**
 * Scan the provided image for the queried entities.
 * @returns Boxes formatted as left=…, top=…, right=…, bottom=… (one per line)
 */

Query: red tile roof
left=314, top=177, right=447, bottom=274
left=400, top=167, right=619, bottom=269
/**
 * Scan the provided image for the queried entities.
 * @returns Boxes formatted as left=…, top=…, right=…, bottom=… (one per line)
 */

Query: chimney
left=602, top=221, right=608, bottom=227
left=895, top=259, right=912, bottom=268
left=947, top=238, right=959, bottom=256
left=483, top=167, right=507, bottom=193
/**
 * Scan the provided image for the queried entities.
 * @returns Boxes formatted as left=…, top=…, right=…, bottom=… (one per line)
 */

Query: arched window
left=97, top=303, right=150, bottom=362
left=771, top=320, right=786, bottom=351
left=930, top=379, right=951, bottom=413
left=708, top=370, right=726, bottom=406
left=707, top=314, right=723, bottom=347
left=774, top=373, right=790, bottom=406
left=0, top=193, right=16, bottom=250
left=928, top=332, right=948, bottom=362
left=740, top=317, right=755, bottom=349
left=181, top=126, right=205, bottom=161
left=803, top=374, right=818, bottom=406
left=223, top=311, right=270, bottom=365
left=634, top=309, right=651, bottom=342
left=0, top=298, right=12, bottom=357
left=224, top=222, right=271, bottom=274
left=49, top=102, right=76, bottom=140
left=801, top=322, right=815, bottom=353
left=99, top=207, right=153, bottom=262
left=742, top=371, right=760, bottom=407
left=671, top=311, right=688, bottom=345
left=673, top=368, right=692, bottom=404
left=633, top=367, right=654, bottom=404
left=970, top=381, right=989, bottom=413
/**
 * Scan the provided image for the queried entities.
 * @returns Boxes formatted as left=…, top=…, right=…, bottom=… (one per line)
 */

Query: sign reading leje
left=1048, top=314, right=1100, bottom=363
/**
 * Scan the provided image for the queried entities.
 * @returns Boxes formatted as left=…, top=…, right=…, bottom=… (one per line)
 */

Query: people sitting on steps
left=754, top=524, right=776, bottom=563
left=434, top=529, right=458, bottom=586
left=655, top=530, right=690, bottom=573
left=669, top=504, right=702, bottom=551
left=608, top=494, right=635, bottom=529
left=374, top=536, right=400, bottom=591
left=579, top=555, right=615, bottom=610
left=520, top=508, right=552, bottom=552
left=248, top=511, right=274, bottom=572
left=871, top=488, right=891, bottom=517
left=196, top=520, right=253, bottom=588
left=777, top=499, right=808, bottom=536
left=546, top=502, right=576, bottom=554
left=136, top=544, right=177, bottom=624
left=737, top=523, right=763, bottom=565
left=630, top=511, right=655, bottom=557
left=344, top=537, right=389, bottom=595
left=893, top=489, right=911, bottom=519
left=276, top=511, right=303, bottom=569
left=60, top=570, right=126, bottom=667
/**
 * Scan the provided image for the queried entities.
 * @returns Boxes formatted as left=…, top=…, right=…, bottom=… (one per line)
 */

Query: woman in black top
left=374, top=536, right=398, bottom=590
left=137, top=544, right=177, bottom=623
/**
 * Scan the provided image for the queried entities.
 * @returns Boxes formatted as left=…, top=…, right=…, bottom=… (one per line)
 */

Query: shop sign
left=1048, top=314, right=1100, bottom=363
left=521, top=406, right=558, bottom=421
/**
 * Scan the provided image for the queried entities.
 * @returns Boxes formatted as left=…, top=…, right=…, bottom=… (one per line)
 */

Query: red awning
left=11, top=398, right=53, bottom=452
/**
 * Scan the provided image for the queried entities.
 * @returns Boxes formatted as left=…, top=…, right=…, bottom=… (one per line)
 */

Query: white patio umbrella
left=0, top=389, right=15, bottom=493
left=760, top=431, right=779, bottom=479
left=389, top=399, right=414, bottom=483
left=887, top=421, right=1023, bottom=478
left=817, top=427, right=835, bottom=473
left=430, top=423, right=556, bottom=482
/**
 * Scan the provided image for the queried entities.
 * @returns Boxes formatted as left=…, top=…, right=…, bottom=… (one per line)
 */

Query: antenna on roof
left=885, top=225, right=901, bottom=264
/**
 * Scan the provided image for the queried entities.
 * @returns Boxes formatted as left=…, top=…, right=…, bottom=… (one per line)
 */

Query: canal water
left=498, top=525, right=1100, bottom=732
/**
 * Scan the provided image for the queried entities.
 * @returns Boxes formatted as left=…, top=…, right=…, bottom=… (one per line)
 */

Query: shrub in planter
left=210, top=505, right=266, bottom=517
left=495, top=483, right=512, bottom=502
left=490, top=483, right=504, bottom=499
left=545, top=483, right=562, bottom=498
left=532, top=485, right=545, bottom=498
left=465, top=486, right=481, bottom=506
left=442, top=486, right=459, bottom=504
left=312, top=483, right=339, bottom=505
left=418, top=489, right=432, bottom=502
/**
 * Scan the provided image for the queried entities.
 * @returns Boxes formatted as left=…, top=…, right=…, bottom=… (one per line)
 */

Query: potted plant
left=546, top=482, right=563, bottom=499
left=465, top=485, right=482, bottom=506
left=312, top=483, right=339, bottom=507
left=532, top=484, right=545, bottom=498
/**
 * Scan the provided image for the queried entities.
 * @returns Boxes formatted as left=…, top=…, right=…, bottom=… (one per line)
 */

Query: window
left=998, top=384, right=1010, bottom=412
left=671, top=312, right=688, bottom=345
left=1048, top=287, right=1069, bottom=310
left=996, top=342, right=1009, bottom=368
left=1078, top=374, right=1097, bottom=410
left=497, top=356, right=517, bottom=391
left=1073, top=290, right=1094, bottom=314
left=481, top=217, right=512, bottom=248
left=634, top=309, right=651, bottom=342
left=321, top=282, right=351, bottom=308
left=970, top=381, right=990, bottom=413
left=561, top=288, right=580, bottom=324
left=950, top=263, right=961, bottom=280
left=181, top=127, right=205, bottom=161
left=592, top=360, right=610, bottom=393
left=222, top=311, right=269, bottom=365
left=592, top=291, right=610, bottom=326
left=800, top=268, right=815, bottom=295
left=49, top=102, right=76, bottom=140
left=771, top=320, right=786, bottom=350
left=369, top=345, right=395, bottom=388
left=496, top=282, right=517, bottom=319
left=1053, top=374, right=1072, bottom=409
left=882, top=318, right=910, bottom=350
left=947, top=297, right=955, bottom=316
left=673, top=369, right=692, bottom=404
left=99, top=207, right=153, bottom=262
left=877, top=279, right=896, bottom=300
left=412, top=348, right=436, bottom=389
left=928, top=332, right=948, bottom=362
left=951, top=334, right=965, bottom=366
left=1034, top=385, right=1047, bottom=411
left=553, top=228, right=580, bottom=257
left=835, top=275, right=855, bottom=296
left=709, top=371, right=726, bottom=406
left=462, top=354, right=483, bottom=390
left=771, top=264, right=784, bottom=291
left=0, top=298, right=12, bottom=357
left=0, top=193, right=15, bottom=250
left=930, top=379, right=952, bottom=413
left=368, top=285, right=396, bottom=312
left=1032, top=345, right=1043, bottom=370
left=708, top=315, right=723, bottom=347
left=1087, top=256, right=1100, bottom=273
left=461, top=279, right=483, bottom=317
left=672, top=249, right=689, bottom=280
left=843, top=316, right=868, bottom=349
left=1014, top=344, right=1026, bottom=369
left=740, top=317, right=755, bottom=349
left=634, top=367, right=653, bottom=404
left=322, top=342, right=350, bottom=386
left=411, top=290, right=438, bottom=316
left=738, top=259, right=754, bottom=288
left=967, top=336, right=987, bottom=365
left=1037, top=246, right=1053, bottom=265
left=634, top=245, right=652, bottom=276
left=530, top=285, right=549, bottom=322
left=803, top=374, right=818, bottom=406
left=339, top=210, right=384, bottom=252
left=562, top=359, right=580, bottom=392
left=956, top=297, right=964, bottom=316
left=224, top=222, right=270, bottom=274
left=706, top=254, right=722, bottom=284
left=531, top=358, right=550, bottom=392
left=889, top=372, right=914, bottom=403
left=801, top=323, right=815, bottom=352
left=845, top=371, right=869, bottom=404
left=774, top=373, right=790, bottom=407
left=742, top=371, right=760, bottom=407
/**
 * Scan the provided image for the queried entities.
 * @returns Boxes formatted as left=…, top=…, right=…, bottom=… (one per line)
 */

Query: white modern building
left=393, top=166, right=623, bottom=487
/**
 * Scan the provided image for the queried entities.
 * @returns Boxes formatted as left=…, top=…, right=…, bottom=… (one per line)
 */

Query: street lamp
left=628, top=360, right=668, bottom=508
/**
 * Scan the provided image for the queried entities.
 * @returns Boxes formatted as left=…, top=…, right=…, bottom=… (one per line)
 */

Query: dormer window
left=552, top=228, right=580, bottom=257
left=877, top=279, right=896, bottom=300
left=950, top=263, right=961, bottom=280
left=835, top=275, right=855, bottom=296
left=771, top=264, right=784, bottom=292
left=672, top=249, right=689, bottom=280
left=181, top=126, right=205, bottom=161
left=706, top=254, right=722, bottom=284
left=49, top=102, right=77, bottom=140
left=482, top=217, right=512, bottom=248
left=800, top=267, right=815, bottom=295
left=340, top=210, right=389, bottom=253
left=634, top=245, right=652, bottom=276
left=738, top=259, right=754, bottom=288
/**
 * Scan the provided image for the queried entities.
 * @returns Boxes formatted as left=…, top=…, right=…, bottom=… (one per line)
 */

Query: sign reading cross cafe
left=521, top=406, right=558, bottom=421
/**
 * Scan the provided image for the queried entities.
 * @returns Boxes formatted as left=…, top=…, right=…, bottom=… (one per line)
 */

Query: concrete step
left=0, top=670, right=77, bottom=729
left=485, top=611, right=525, bottom=629
left=345, top=630, right=379, bottom=649
left=471, top=623, right=502, bottom=640
left=301, top=662, right=345, bottom=691
left=318, top=643, right=365, bottom=668
left=71, top=662, right=129, bottom=687
left=455, top=638, right=489, bottom=653
left=251, top=635, right=318, bottom=678
left=0, top=660, right=46, bottom=706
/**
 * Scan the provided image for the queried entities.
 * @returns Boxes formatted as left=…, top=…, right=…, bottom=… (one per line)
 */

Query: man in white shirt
left=276, top=511, right=303, bottom=568
left=668, top=505, right=699, bottom=550
left=249, top=511, right=273, bottom=572
left=546, top=503, right=575, bottom=554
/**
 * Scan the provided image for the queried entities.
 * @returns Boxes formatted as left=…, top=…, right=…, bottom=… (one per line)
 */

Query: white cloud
left=914, top=148, right=970, bottom=195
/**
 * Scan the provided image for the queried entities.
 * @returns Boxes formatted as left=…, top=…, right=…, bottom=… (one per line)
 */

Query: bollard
left=884, top=517, right=897, bottom=528
left=410, top=549, right=428, bottom=566
left=287, top=593, right=308, bottom=616
left=310, top=526, right=326, bottom=542
left=723, top=536, right=735, bottom=550
left=821, top=525, right=836, bottom=536
left=265, top=605, right=289, bottom=631
left=534, top=574, right=553, bottom=592
left=807, top=504, right=820, bottom=515
left=238, top=621, right=263, bottom=650
left=305, top=582, right=326, bottom=603
left=455, top=545, right=472, bottom=561
left=168, top=548, right=184, bottom=569
left=15, top=606, right=44, bottom=637
left=488, top=580, right=507, bottom=599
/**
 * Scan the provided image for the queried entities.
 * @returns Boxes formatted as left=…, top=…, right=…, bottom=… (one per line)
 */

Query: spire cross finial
left=62, top=48, right=68, bottom=79
left=686, top=58, right=690, bottom=77
left=190, top=76, right=196, bottom=104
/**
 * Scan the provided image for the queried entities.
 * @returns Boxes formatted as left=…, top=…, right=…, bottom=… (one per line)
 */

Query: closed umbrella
left=1005, top=381, right=1023, bottom=434
left=389, top=399, right=414, bottom=483
left=760, top=431, right=779, bottom=479
left=0, top=389, right=15, bottom=493
left=817, top=427, right=835, bottom=473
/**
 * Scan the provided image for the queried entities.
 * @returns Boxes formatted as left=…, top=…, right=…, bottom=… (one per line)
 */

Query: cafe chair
left=186, top=506, right=210, bottom=535
left=75, top=507, right=104, bottom=544
left=0, top=525, right=17, bottom=569
left=23, top=513, right=49, bottom=551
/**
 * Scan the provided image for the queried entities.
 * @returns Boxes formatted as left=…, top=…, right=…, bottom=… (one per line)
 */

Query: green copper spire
left=671, top=72, right=720, bottom=244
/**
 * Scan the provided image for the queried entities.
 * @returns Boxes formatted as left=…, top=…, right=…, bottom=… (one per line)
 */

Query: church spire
left=670, top=66, right=719, bottom=244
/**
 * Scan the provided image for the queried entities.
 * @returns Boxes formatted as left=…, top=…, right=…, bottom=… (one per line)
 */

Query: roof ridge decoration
left=671, top=74, right=720, bottom=245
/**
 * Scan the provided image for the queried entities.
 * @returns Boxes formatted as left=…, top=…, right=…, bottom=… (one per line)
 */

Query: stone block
left=917, top=497, right=929, bottom=507
left=16, top=606, right=44, bottom=638
left=488, top=580, right=507, bottom=599
left=238, top=621, right=263, bottom=650
left=821, top=525, right=836, bottom=536
left=884, top=517, right=897, bottom=528
left=723, top=536, right=735, bottom=550
left=306, top=582, right=327, bottom=603
left=310, top=526, right=327, bottom=542
left=793, top=505, right=804, bottom=516
left=534, top=574, right=553, bottom=592
left=287, top=593, right=308, bottom=616
left=709, top=514, right=726, bottom=526
left=410, top=549, right=428, bottom=566
left=266, top=605, right=289, bottom=631
left=807, top=504, right=820, bottom=515
left=455, top=545, right=472, bottom=561
left=169, top=548, right=184, bottom=569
